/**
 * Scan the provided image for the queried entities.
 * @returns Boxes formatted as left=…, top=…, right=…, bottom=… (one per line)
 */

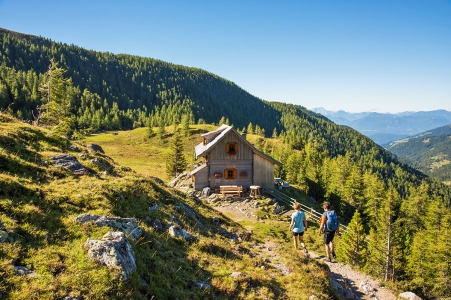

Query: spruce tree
left=37, top=58, right=75, bottom=136
left=165, top=130, right=187, bottom=179
left=337, top=210, right=367, bottom=268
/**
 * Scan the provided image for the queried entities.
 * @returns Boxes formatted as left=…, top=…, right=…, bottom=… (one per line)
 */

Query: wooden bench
left=220, top=185, right=243, bottom=196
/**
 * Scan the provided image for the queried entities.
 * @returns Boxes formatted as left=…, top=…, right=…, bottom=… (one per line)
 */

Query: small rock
left=68, top=145, right=80, bottom=152
left=141, top=278, right=149, bottom=287
left=149, top=204, right=160, bottom=211
left=359, top=281, right=374, bottom=294
left=398, top=292, right=423, bottom=300
left=152, top=219, right=163, bottom=231
left=230, top=272, right=243, bottom=279
left=14, top=266, right=36, bottom=277
left=168, top=225, right=197, bottom=241
left=86, top=143, right=104, bottom=153
left=194, top=281, right=211, bottom=289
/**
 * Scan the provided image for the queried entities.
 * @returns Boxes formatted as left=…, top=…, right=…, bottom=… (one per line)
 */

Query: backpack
left=326, top=210, right=339, bottom=231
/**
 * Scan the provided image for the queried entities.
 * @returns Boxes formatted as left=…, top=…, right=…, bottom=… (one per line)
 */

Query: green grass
left=0, top=114, right=335, bottom=299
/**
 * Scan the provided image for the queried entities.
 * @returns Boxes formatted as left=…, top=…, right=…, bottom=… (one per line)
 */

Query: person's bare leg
left=293, top=236, right=298, bottom=249
left=300, top=236, right=306, bottom=249
left=325, top=244, right=330, bottom=258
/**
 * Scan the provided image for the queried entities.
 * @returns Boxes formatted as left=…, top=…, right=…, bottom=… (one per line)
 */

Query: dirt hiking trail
left=212, top=199, right=397, bottom=300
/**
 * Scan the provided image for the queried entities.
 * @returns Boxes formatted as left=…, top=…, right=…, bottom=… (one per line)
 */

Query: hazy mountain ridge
left=385, top=124, right=451, bottom=184
left=312, top=107, right=451, bottom=144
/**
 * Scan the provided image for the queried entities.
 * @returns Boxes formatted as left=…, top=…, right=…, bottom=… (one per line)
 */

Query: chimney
left=241, top=129, right=247, bottom=140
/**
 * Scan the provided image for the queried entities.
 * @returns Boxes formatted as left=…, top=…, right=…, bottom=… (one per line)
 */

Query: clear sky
left=1, top=0, right=450, bottom=113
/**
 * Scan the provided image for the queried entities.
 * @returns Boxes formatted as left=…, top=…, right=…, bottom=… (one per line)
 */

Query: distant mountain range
left=312, top=108, right=451, bottom=145
left=385, top=124, right=451, bottom=184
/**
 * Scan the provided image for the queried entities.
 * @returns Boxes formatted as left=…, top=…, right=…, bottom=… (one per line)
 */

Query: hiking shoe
left=303, top=247, right=308, bottom=254
left=324, top=256, right=331, bottom=262
left=331, top=250, right=336, bottom=259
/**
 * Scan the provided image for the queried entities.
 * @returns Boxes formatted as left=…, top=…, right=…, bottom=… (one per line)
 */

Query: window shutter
left=233, top=169, right=237, bottom=179
left=224, top=169, right=228, bottom=179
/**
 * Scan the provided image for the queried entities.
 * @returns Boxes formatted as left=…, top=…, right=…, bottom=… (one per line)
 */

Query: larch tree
left=365, top=187, right=403, bottom=282
left=337, top=210, right=367, bottom=268
left=408, top=200, right=451, bottom=298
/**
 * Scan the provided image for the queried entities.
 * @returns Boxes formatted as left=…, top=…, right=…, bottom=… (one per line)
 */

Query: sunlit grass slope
left=82, top=125, right=218, bottom=179
left=0, top=114, right=334, bottom=299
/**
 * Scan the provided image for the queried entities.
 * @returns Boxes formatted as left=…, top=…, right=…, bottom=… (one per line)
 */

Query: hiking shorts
left=324, top=230, right=335, bottom=244
left=292, top=231, right=304, bottom=237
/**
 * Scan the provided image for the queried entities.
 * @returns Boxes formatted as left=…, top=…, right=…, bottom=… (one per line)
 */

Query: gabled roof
left=194, top=124, right=233, bottom=158
left=194, top=124, right=282, bottom=166
left=190, top=163, right=207, bottom=176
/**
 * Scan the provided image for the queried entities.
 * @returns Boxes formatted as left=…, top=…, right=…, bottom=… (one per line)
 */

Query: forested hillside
left=0, top=28, right=280, bottom=133
left=2, top=27, right=451, bottom=298
left=386, top=124, right=451, bottom=185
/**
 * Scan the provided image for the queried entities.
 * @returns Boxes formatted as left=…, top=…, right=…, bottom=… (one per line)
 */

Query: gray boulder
left=51, top=154, right=87, bottom=175
left=74, top=214, right=142, bottom=242
left=85, top=231, right=136, bottom=280
left=399, top=292, right=423, bottom=300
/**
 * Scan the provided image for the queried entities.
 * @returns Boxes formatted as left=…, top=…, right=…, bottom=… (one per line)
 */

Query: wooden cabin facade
left=190, top=125, right=282, bottom=191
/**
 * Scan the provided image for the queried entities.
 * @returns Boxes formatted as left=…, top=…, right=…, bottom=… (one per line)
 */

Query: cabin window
left=224, top=168, right=237, bottom=179
left=203, top=138, right=207, bottom=146
left=226, top=142, right=238, bottom=156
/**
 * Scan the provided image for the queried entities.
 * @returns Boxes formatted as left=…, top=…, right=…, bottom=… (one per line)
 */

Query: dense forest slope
left=386, top=124, right=451, bottom=184
left=2, top=27, right=451, bottom=298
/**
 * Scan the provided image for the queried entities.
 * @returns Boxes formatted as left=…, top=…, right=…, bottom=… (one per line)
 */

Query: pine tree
left=337, top=210, right=367, bottom=268
left=165, top=130, right=187, bottom=178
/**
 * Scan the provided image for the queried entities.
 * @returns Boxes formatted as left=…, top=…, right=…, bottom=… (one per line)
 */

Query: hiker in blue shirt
left=289, top=202, right=308, bottom=254
left=318, top=201, right=339, bottom=262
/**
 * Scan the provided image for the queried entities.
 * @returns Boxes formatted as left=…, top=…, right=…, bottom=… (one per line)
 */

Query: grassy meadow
left=0, top=115, right=336, bottom=299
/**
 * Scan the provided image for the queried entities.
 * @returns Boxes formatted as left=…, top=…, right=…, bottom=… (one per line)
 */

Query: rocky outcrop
left=86, top=143, right=104, bottom=154
left=51, top=154, right=87, bottom=175
left=167, top=172, right=189, bottom=188
left=85, top=231, right=136, bottom=280
left=74, top=214, right=142, bottom=242
left=168, top=225, right=197, bottom=241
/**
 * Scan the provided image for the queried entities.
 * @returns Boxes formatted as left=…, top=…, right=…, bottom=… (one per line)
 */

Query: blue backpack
left=326, top=210, right=339, bottom=231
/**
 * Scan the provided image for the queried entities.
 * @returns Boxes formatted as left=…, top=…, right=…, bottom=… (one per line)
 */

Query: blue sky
left=1, top=0, right=450, bottom=113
